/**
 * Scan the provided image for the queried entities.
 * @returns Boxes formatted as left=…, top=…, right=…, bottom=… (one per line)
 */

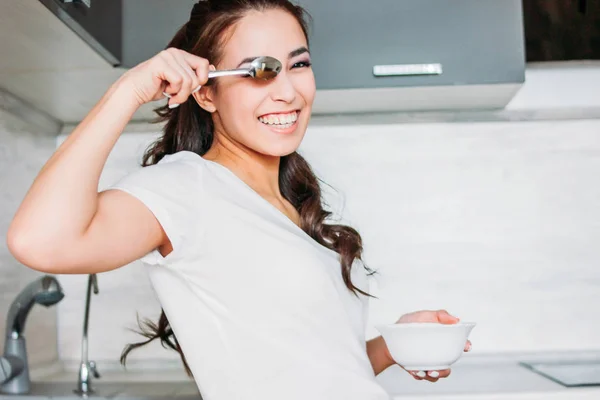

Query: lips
left=258, top=110, right=299, bottom=126
left=257, top=110, right=300, bottom=135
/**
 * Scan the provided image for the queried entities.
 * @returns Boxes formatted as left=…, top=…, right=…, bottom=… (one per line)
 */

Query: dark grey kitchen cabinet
left=39, top=0, right=123, bottom=66
left=120, top=0, right=198, bottom=68
left=38, top=0, right=526, bottom=113
left=296, top=0, right=525, bottom=90
left=38, top=0, right=197, bottom=68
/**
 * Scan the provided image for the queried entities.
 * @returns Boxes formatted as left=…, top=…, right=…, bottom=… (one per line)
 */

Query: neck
left=204, top=134, right=282, bottom=199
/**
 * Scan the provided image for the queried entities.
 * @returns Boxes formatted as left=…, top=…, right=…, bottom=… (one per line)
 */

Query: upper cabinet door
left=39, top=0, right=123, bottom=66
left=296, top=0, right=525, bottom=90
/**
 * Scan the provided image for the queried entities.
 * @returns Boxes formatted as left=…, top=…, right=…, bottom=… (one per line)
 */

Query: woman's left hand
left=391, top=309, right=472, bottom=382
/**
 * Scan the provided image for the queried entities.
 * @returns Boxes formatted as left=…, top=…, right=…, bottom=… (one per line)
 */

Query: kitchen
left=1, top=0, right=600, bottom=399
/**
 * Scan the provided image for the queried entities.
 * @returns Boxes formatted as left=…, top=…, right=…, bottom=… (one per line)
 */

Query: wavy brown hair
left=120, top=0, right=375, bottom=376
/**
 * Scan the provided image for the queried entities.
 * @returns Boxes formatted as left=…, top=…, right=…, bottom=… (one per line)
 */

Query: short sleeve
left=106, top=151, right=202, bottom=265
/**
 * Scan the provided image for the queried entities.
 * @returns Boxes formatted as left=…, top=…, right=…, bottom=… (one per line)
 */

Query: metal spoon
left=207, top=56, right=282, bottom=80
left=163, top=56, right=281, bottom=99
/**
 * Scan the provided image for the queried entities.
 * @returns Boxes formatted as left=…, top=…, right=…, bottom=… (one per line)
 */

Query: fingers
left=397, top=309, right=461, bottom=324
left=153, top=61, right=187, bottom=108
left=158, top=48, right=209, bottom=107
left=436, top=309, right=460, bottom=324
left=410, top=369, right=451, bottom=382
left=159, top=50, right=197, bottom=106
left=170, top=50, right=205, bottom=94
left=434, top=369, right=451, bottom=379
left=181, top=51, right=210, bottom=84
left=464, top=340, right=472, bottom=352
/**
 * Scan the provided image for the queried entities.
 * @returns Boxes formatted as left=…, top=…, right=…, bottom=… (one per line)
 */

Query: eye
left=292, top=60, right=312, bottom=69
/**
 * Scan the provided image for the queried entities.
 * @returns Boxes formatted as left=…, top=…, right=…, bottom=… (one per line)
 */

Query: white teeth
left=259, top=111, right=298, bottom=126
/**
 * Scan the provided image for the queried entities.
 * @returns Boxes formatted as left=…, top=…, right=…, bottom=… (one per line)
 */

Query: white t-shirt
left=109, top=150, right=391, bottom=400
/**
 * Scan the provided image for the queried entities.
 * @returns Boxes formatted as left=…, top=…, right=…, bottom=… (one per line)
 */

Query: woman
left=7, top=1, right=470, bottom=399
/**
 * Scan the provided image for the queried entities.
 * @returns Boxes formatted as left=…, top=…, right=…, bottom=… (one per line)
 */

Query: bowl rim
left=376, top=321, right=476, bottom=330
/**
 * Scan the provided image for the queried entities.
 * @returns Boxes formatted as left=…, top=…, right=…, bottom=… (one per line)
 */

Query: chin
left=254, top=131, right=307, bottom=158
left=261, top=142, right=302, bottom=157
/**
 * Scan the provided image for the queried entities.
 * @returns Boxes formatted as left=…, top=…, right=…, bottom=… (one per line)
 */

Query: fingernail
left=416, top=371, right=426, bottom=378
left=162, top=91, right=172, bottom=98
left=466, top=342, right=472, bottom=352
left=428, top=371, right=440, bottom=378
left=192, top=85, right=202, bottom=93
left=168, top=103, right=180, bottom=109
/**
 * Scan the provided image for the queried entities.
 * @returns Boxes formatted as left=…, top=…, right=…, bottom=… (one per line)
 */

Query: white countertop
left=377, top=350, right=600, bottom=399
left=379, top=363, right=599, bottom=399
left=18, top=350, right=600, bottom=399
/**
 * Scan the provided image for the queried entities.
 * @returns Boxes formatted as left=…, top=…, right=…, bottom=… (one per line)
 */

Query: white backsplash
left=49, top=118, right=600, bottom=369
left=299, top=119, right=600, bottom=354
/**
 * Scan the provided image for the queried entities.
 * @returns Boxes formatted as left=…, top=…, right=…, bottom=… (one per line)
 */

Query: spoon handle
left=208, top=68, right=251, bottom=79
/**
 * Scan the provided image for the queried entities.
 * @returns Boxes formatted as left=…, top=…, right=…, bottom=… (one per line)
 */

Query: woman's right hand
left=118, top=47, right=211, bottom=108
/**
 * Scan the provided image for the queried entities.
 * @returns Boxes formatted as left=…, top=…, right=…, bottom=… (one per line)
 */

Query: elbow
left=6, top=226, right=62, bottom=273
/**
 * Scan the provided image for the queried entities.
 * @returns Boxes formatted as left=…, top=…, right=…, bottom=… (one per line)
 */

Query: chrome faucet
left=74, top=274, right=100, bottom=396
left=0, top=275, right=65, bottom=394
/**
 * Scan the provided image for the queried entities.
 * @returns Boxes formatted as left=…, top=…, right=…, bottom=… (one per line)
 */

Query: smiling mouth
left=258, top=110, right=299, bottom=129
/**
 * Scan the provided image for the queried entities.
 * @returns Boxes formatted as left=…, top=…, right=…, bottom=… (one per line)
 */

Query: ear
left=192, top=86, right=217, bottom=113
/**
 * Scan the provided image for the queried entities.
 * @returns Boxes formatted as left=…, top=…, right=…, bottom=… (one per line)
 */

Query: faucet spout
left=6, top=275, right=64, bottom=339
left=1, top=275, right=64, bottom=395
left=74, top=274, right=100, bottom=396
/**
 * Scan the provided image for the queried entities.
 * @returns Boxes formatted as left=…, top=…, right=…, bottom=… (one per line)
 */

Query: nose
left=269, top=71, right=296, bottom=104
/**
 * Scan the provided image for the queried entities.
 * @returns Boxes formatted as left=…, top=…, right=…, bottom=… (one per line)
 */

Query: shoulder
left=105, top=151, right=208, bottom=265
left=148, top=150, right=205, bottom=172
left=126, top=151, right=207, bottom=183
left=156, top=150, right=204, bottom=165
left=109, top=150, right=209, bottom=200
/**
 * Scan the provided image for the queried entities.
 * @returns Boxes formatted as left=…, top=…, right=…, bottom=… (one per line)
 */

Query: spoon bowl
left=248, top=56, right=282, bottom=80
left=208, top=56, right=282, bottom=81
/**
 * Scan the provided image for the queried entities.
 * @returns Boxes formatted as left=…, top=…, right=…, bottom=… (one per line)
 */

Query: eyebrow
left=236, top=46, right=310, bottom=68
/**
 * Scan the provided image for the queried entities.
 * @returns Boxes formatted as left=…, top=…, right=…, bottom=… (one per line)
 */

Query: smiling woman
left=5, top=1, right=466, bottom=399
left=114, top=2, right=386, bottom=397
left=6, top=0, right=384, bottom=399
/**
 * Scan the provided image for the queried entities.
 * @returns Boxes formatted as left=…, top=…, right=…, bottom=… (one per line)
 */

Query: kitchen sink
left=520, top=360, right=600, bottom=387
left=0, top=381, right=201, bottom=399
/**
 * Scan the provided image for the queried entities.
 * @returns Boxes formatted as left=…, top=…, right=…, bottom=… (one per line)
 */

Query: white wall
left=507, top=62, right=600, bottom=110
left=300, top=119, right=600, bottom=354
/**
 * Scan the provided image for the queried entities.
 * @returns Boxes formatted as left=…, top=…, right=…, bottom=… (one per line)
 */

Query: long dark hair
left=120, top=0, right=375, bottom=376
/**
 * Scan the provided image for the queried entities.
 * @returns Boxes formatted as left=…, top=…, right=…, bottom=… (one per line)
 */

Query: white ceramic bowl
left=375, top=322, right=476, bottom=371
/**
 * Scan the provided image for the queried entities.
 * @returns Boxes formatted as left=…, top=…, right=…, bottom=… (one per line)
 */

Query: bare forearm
left=8, top=79, right=139, bottom=257
left=367, top=336, right=394, bottom=375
